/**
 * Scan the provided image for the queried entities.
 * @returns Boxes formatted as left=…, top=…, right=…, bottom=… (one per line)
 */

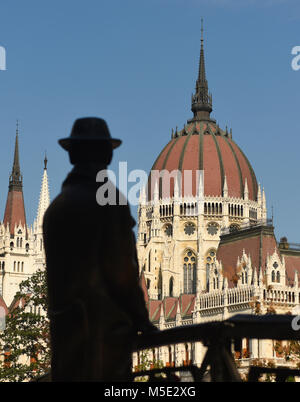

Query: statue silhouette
left=43, top=117, right=155, bottom=381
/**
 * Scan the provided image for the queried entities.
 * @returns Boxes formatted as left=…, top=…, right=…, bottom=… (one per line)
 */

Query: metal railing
left=221, top=219, right=273, bottom=236
left=132, top=314, right=300, bottom=382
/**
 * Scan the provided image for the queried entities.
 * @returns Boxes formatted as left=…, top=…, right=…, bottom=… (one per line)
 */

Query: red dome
left=148, top=120, right=258, bottom=201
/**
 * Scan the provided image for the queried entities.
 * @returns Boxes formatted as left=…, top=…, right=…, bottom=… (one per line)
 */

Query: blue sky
left=0, top=0, right=299, bottom=241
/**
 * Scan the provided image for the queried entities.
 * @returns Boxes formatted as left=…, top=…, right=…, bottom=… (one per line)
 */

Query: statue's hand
left=138, top=321, right=159, bottom=334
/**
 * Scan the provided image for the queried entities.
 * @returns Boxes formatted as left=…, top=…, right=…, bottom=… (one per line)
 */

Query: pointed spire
left=244, top=178, right=249, bottom=200
left=44, top=151, right=48, bottom=170
left=257, top=184, right=261, bottom=204
left=294, top=270, right=298, bottom=289
left=223, top=276, right=228, bottom=290
left=174, top=175, right=180, bottom=199
left=159, top=302, right=165, bottom=328
left=197, top=171, right=204, bottom=199
left=223, top=175, right=228, bottom=197
left=9, top=121, right=23, bottom=190
left=191, top=18, right=213, bottom=121
left=3, top=123, right=26, bottom=234
left=253, top=267, right=258, bottom=286
left=258, top=268, right=263, bottom=286
left=262, top=187, right=266, bottom=208
left=35, top=156, right=50, bottom=232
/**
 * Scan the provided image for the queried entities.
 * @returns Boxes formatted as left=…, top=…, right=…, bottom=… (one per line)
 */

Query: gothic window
left=242, top=266, right=248, bottom=285
left=273, top=262, right=278, bottom=269
left=184, top=222, right=195, bottom=236
left=207, top=222, right=219, bottom=236
left=183, top=250, right=197, bottom=294
left=205, top=249, right=217, bottom=291
left=164, top=224, right=173, bottom=237
left=276, top=271, right=280, bottom=283
left=25, top=243, right=29, bottom=252
left=272, top=271, right=275, bottom=282
left=169, top=277, right=174, bottom=297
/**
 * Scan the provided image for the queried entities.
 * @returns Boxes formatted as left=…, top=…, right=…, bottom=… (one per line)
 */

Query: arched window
left=276, top=271, right=280, bottom=283
left=272, top=271, right=275, bottom=282
left=169, top=277, right=174, bottom=297
left=183, top=250, right=197, bottom=294
left=205, top=249, right=217, bottom=292
left=184, top=344, right=189, bottom=365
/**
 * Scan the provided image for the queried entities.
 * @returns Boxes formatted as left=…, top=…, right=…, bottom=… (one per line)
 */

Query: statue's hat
left=59, top=117, right=122, bottom=150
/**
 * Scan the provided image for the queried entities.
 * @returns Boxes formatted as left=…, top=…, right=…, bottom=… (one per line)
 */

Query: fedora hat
left=58, top=117, right=122, bottom=151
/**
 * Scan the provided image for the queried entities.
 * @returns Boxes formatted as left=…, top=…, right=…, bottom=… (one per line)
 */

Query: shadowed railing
left=132, top=314, right=300, bottom=382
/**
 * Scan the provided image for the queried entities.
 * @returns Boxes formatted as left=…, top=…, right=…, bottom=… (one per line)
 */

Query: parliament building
left=135, top=28, right=300, bottom=372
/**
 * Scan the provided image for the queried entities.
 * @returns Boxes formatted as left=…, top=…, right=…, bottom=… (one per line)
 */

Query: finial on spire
left=191, top=18, right=213, bottom=122
left=44, top=151, right=48, bottom=170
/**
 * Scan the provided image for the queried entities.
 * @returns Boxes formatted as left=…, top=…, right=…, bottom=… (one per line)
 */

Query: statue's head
left=58, top=117, right=122, bottom=165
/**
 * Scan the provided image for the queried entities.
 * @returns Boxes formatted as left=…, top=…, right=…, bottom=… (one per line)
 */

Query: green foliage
left=0, top=270, right=50, bottom=382
left=134, top=349, right=164, bottom=382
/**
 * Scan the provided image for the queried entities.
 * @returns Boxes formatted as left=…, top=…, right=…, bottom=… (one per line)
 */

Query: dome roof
left=148, top=120, right=258, bottom=201
left=147, top=21, right=258, bottom=203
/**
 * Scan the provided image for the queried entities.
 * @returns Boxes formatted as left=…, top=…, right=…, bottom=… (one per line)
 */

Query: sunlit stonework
left=134, top=25, right=300, bottom=374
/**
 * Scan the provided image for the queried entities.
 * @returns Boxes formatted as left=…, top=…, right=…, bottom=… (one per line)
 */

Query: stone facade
left=0, top=131, right=49, bottom=307
left=134, top=29, right=300, bottom=374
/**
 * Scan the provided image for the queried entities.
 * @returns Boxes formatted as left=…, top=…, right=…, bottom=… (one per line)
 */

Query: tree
left=0, top=269, right=50, bottom=382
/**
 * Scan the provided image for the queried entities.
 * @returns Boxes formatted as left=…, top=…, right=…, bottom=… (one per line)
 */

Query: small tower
left=3, top=122, right=27, bottom=234
left=35, top=154, right=50, bottom=234
left=191, top=18, right=213, bottom=122
left=33, top=155, right=50, bottom=268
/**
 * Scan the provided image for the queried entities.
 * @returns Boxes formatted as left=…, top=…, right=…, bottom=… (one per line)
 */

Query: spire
left=9, top=121, right=23, bottom=191
left=3, top=123, right=26, bottom=234
left=191, top=18, right=213, bottom=121
left=223, top=175, right=228, bottom=197
left=44, top=152, right=48, bottom=170
left=35, top=156, right=50, bottom=232
left=244, top=178, right=249, bottom=201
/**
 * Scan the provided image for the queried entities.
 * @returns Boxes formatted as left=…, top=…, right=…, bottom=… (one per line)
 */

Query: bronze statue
left=43, top=117, right=155, bottom=381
